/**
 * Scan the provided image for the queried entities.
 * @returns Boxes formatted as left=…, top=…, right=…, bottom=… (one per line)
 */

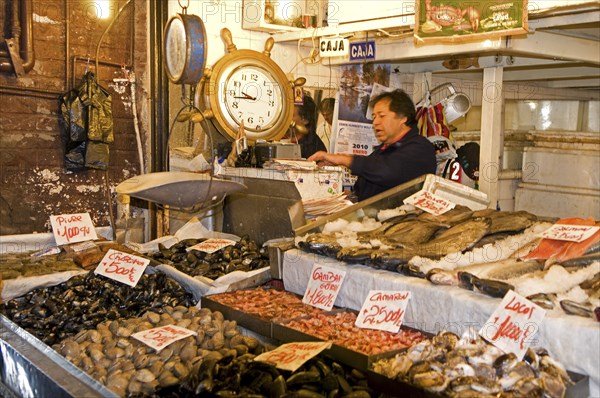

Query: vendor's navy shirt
left=350, top=125, right=436, bottom=201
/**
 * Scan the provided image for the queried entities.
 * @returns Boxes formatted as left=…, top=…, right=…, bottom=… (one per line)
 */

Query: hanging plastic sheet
left=60, top=72, right=113, bottom=171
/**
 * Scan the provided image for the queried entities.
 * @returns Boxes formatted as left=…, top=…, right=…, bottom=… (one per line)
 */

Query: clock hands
left=232, top=92, right=256, bottom=100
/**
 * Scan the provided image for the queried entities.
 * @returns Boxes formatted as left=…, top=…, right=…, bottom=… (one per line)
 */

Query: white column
left=479, top=66, right=505, bottom=209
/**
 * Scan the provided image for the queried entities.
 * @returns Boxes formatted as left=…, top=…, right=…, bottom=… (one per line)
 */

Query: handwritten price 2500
left=56, top=225, right=91, bottom=242
left=362, top=304, right=404, bottom=326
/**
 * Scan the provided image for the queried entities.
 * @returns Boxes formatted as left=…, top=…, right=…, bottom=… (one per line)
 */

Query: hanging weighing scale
left=117, top=13, right=251, bottom=210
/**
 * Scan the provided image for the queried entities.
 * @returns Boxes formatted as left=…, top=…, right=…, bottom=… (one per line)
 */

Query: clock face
left=222, top=65, right=283, bottom=133
left=164, top=17, right=186, bottom=80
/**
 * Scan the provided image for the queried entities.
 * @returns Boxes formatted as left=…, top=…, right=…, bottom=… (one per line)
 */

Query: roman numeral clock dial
left=194, top=28, right=295, bottom=142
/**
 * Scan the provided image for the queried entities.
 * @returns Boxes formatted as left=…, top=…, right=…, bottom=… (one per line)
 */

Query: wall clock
left=163, top=13, right=207, bottom=85
left=194, top=28, right=302, bottom=142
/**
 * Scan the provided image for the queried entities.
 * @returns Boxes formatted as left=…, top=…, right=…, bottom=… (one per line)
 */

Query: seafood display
left=297, top=205, right=600, bottom=320
left=164, top=353, right=377, bottom=397
left=149, top=235, right=269, bottom=280
left=281, top=311, right=427, bottom=356
left=54, top=306, right=264, bottom=397
left=0, top=249, right=81, bottom=280
left=207, top=287, right=324, bottom=321
left=1, top=271, right=195, bottom=345
left=371, top=329, right=574, bottom=397
left=297, top=207, right=538, bottom=270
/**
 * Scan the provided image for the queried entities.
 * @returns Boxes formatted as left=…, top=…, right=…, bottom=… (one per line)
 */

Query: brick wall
left=0, top=0, right=148, bottom=235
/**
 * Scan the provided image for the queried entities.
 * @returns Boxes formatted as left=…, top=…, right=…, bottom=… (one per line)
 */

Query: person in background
left=308, top=89, right=436, bottom=201
left=317, top=97, right=335, bottom=151
left=287, top=93, right=327, bottom=158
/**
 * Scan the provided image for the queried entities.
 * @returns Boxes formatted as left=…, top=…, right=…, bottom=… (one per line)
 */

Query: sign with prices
left=186, top=238, right=236, bottom=253
left=254, top=341, right=332, bottom=372
left=94, top=249, right=150, bottom=287
left=403, top=190, right=455, bottom=216
left=541, top=224, right=599, bottom=243
left=50, top=213, right=98, bottom=245
left=302, top=264, right=346, bottom=311
left=131, top=325, right=197, bottom=352
left=355, top=290, right=411, bottom=333
left=479, top=290, right=546, bottom=360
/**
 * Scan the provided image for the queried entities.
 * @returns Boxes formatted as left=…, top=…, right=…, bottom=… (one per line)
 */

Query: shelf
left=271, top=14, right=415, bottom=42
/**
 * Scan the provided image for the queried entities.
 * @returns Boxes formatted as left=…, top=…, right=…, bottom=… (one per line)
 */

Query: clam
left=134, top=368, right=156, bottom=383
left=158, top=370, right=179, bottom=387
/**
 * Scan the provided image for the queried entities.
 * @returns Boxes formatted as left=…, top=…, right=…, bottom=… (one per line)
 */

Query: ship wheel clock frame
left=194, top=28, right=304, bottom=142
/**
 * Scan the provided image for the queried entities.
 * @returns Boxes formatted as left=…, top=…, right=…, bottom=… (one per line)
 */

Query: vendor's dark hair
left=296, top=93, right=317, bottom=134
left=369, top=89, right=416, bottom=124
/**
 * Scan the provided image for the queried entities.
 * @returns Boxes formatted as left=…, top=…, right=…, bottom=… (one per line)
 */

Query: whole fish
left=409, top=217, right=491, bottom=259
left=384, top=220, right=445, bottom=246
left=428, top=259, right=542, bottom=286
left=558, top=253, right=600, bottom=268
left=417, top=205, right=474, bottom=228
left=485, top=210, right=538, bottom=235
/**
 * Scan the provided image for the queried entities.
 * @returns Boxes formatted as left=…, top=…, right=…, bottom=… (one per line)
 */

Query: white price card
left=131, top=325, right=196, bottom=352
left=94, top=249, right=150, bottom=287
left=50, top=213, right=98, bottom=245
left=541, top=224, right=600, bottom=243
left=302, top=264, right=346, bottom=311
left=355, top=290, right=411, bottom=333
left=254, top=342, right=332, bottom=372
left=403, top=190, right=455, bottom=216
left=479, top=290, right=546, bottom=360
left=186, top=238, right=236, bottom=253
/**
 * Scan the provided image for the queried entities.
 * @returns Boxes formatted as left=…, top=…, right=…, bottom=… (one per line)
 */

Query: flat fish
left=521, top=217, right=596, bottom=261
left=486, top=211, right=538, bottom=235
left=410, top=217, right=491, bottom=259
left=384, top=220, right=446, bottom=246
left=417, top=205, right=474, bottom=228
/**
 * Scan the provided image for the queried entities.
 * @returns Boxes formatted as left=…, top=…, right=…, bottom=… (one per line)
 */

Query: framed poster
left=414, top=0, right=528, bottom=44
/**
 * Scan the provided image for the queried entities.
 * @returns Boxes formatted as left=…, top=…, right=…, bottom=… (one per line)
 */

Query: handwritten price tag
left=541, top=224, right=600, bottom=243
left=254, top=342, right=332, bottom=372
left=302, top=264, right=346, bottom=311
left=131, top=325, right=196, bottom=352
left=355, top=290, right=411, bottom=333
left=403, top=190, right=455, bottom=216
left=479, top=290, right=546, bottom=360
left=50, top=213, right=98, bottom=245
left=186, top=238, right=236, bottom=254
left=94, top=249, right=150, bottom=287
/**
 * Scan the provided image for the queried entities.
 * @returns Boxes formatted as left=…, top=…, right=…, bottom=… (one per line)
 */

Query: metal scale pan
left=116, top=172, right=247, bottom=209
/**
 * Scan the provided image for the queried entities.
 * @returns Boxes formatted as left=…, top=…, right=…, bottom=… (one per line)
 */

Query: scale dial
left=163, top=14, right=207, bottom=85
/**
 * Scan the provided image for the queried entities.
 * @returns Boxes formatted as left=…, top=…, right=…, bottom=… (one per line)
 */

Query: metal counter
left=0, top=315, right=117, bottom=398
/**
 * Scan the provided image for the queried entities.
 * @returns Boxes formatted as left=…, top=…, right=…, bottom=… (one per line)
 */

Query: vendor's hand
left=308, top=151, right=334, bottom=166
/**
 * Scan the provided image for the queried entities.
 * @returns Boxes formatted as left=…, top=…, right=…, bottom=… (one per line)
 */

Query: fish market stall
left=283, top=175, right=600, bottom=396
